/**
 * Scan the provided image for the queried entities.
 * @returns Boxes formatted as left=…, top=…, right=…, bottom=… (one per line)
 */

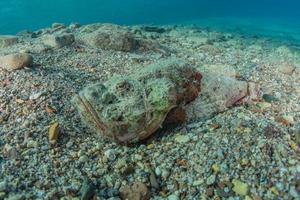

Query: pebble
left=0, top=181, right=7, bottom=192
left=0, top=192, right=6, bottom=199
left=66, top=140, right=74, bottom=148
left=29, top=91, right=45, bottom=100
left=278, top=62, right=295, bottom=75
left=26, top=140, right=38, bottom=148
left=48, top=122, right=59, bottom=144
left=161, top=169, right=170, bottom=179
left=119, top=182, right=150, bottom=200
left=206, top=174, right=216, bottom=185
left=232, top=179, right=248, bottom=196
left=174, top=134, right=190, bottom=143
left=149, top=170, right=160, bottom=190
left=79, top=155, right=89, bottom=163
left=0, top=53, right=33, bottom=70
left=192, top=179, right=203, bottom=186
left=212, top=163, right=220, bottom=173
left=262, top=94, right=279, bottom=102
left=289, top=186, right=299, bottom=198
left=278, top=115, right=294, bottom=125
left=0, top=35, right=18, bottom=48
left=155, top=167, right=162, bottom=176
left=167, top=194, right=179, bottom=200
left=104, top=149, right=117, bottom=161
left=256, top=102, right=272, bottom=110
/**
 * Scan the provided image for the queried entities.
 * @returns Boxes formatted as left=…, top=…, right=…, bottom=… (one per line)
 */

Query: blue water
left=1, top=0, right=300, bottom=42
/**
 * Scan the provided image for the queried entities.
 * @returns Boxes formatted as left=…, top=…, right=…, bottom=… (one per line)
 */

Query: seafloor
left=0, top=23, right=299, bottom=200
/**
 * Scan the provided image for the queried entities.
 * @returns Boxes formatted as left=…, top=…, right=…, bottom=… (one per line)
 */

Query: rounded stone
left=0, top=53, right=33, bottom=70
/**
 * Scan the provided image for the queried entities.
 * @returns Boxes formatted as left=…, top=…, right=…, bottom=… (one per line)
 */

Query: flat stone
left=278, top=62, right=295, bottom=75
left=149, top=170, right=160, bottom=190
left=167, top=194, right=179, bottom=200
left=0, top=53, right=33, bottom=70
left=232, top=179, right=248, bottom=196
left=0, top=35, right=18, bottom=48
left=0, top=181, right=7, bottom=192
left=174, top=135, right=190, bottom=143
left=82, top=24, right=138, bottom=52
left=206, top=174, right=216, bottom=185
left=199, top=64, right=236, bottom=78
left=104, top=149, right=117, bottom=161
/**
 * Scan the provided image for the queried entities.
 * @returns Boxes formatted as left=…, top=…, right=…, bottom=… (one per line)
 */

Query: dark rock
left=149, top=170, right=160, bottom=190
left=295, top=123, right=300, bottom=146
left=17, top=30, right=37, bottom=38
left=262, top=94, right=279, bottom=102
left=80, top=177, right=95, bottom=200
left=142, top=26, right=166, bottom=33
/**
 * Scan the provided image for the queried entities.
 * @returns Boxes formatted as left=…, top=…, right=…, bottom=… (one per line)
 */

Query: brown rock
left=42, top=33, right=75, bottom=48
left=120, top=182, right=150, bottom=200
left=49, top=122, right=59, bottom=144
left=0, top=53, right=33, bottom=70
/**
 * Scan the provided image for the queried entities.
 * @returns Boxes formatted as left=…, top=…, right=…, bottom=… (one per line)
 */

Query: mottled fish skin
left=72, top=58, right=201, bottom=144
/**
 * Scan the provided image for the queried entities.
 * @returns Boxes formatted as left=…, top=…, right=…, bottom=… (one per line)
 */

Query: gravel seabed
left=0, top=24, right=300, bottom=200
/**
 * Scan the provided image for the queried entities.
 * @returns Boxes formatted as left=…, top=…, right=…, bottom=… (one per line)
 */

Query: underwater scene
left=0, top=0, right=300, bottom=199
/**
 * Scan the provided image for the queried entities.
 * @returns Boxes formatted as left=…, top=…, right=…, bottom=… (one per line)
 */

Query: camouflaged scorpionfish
left=72, top=58, right=202, bottom=144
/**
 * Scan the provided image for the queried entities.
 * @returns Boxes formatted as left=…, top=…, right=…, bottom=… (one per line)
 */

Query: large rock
left=42, top=33, right=75, bottom=48
left=0, top=35, right=18, bottom=48
left=72, top=58, right=201, bottom=144
left=81, top=23, right=166, bottom=53
left=0, top=53, right=33, bottom=70
left=82, top=24, right=138, bottom=52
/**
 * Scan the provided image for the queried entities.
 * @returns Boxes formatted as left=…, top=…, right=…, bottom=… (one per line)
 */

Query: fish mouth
left=72, top=94, right=106, bottom=132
